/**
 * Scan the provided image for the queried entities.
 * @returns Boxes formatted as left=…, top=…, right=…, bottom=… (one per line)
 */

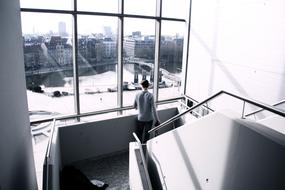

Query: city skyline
left=20, top=0, right=186, bottom=114
left=21, top=12, right=186, bottom=36
left=20, top=0, right=189, bottom=36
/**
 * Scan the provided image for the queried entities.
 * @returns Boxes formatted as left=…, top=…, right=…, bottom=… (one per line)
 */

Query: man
left=134, top=80, right=160, bottom=143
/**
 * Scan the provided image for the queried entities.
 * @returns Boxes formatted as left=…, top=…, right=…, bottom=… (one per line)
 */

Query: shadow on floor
left=73, top=151, right=129, bottom=190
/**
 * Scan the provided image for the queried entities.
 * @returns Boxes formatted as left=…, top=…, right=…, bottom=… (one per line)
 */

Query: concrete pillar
left=159, top=70, right=162, bottom=82
left=142, top=71, right=146, bottom=80
left=0, top=0, right=38, bottom=189
left=134, top=72, right=138, bottom=83
left=150, top=72, right=154, bottom=82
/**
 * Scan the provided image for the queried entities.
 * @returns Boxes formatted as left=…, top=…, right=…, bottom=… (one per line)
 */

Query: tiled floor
left=73, top=151, right=129, bottom=190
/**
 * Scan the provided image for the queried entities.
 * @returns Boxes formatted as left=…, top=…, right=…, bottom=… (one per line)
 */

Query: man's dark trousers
left=137, top=120, right=153, bottom=144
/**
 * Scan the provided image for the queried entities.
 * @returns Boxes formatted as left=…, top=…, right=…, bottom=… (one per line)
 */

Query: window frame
left=20, top=0, right=191, bottom=117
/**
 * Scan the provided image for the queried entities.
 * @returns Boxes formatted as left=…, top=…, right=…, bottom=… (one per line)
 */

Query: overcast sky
left=20, top=0, right=189, bottom=36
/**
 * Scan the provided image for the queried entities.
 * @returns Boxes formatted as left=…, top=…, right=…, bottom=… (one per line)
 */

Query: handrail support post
left=242, top=101, right=246, bottom=119
left=149, top=90, right=285, bottom=134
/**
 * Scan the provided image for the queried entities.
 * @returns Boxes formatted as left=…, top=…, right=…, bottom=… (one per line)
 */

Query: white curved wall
left=186, top=0, right=285, bottom=108
left=0, top=0, right=37, bottom=189
left=147, top=111, right=285, bottom=189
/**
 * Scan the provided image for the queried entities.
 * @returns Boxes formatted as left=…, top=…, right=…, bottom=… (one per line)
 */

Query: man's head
left=140, top=79, right=149, bottom=89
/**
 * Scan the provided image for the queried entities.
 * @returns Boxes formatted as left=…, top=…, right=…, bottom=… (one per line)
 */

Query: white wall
left=186, top=0, right=285, bottom=109
left=59, top=108, right=179, bottom=165
left=147, top=111, right=285, bottom=189
left=0, top=0, right=37, bottom=189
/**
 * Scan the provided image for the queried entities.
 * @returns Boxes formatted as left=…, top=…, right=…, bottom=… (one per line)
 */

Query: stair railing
left=42, top=96, right=184, bottom=190
left=182, top=94, right=214, bottom=118
left=149, top=90, right=285, bottom=134
left=245, top=99, right=285, bottom=118
left=43, top=119, right=56, bottom=190
left=30, top=96, right=183, bottom=125
left=132, top=132, right=153, bottom=190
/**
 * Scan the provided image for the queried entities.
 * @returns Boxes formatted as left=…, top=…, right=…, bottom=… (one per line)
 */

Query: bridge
left=125, top=58, right=181, bottom=83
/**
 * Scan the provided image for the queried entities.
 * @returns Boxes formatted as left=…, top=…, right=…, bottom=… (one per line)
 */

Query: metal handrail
left=31, top=106, right=133, bottom=124
left=43, top=118, right=56, bottom=190
left=149, top=90, right=285, bottom=134
left=183, top=94, right=215, bottom=112
left=132, top=133, right=153, bottom=190
left=45, top=119, right=56, bottom=160
left=30, top=96, right=184, bottom=125
left=180, top=101, right=204, bottom=118
left=245, top=99, right=285, bottom=117
left=43, top=96, right=183, bottom=162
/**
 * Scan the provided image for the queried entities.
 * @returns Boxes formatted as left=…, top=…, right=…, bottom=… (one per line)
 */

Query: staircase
left=129, top=91, right=285, bottom=190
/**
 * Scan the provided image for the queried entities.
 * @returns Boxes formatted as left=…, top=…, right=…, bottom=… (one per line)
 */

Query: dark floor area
left=73, top=151, right=129, bottom=190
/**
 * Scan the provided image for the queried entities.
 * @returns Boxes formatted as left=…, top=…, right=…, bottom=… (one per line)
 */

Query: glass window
left=20, top=1, right=189, bottom=115
left=162, top=0, right=189, bottom=19
left=124, top=0, right=156, bottom=16
left=21, top=13, right=75, bottom=118
left=77, top=15, right=118, bottom=112
left=123, top=18, right=155, bottom=106
left=20, top=0, right=73, bottom=10
left=77, top=0, right=118, bottom=13
left=159, top=21, right=184, bottom=101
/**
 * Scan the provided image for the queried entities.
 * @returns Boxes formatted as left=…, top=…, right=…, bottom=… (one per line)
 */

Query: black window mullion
left=117, top=0, right=124, bottom=112
left=73, top=0, right=81, bottom=117
left=153, top=0, right=162, bottom=103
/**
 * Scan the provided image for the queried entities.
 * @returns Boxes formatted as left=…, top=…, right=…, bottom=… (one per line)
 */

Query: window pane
left=21, top=13, right=75, bottom=118
left=77, top=16, right=118, bottom=112
left=159, top=21, right=184, bottom=100
left=123, top=18, right=155, bottom=106
left=77, top=0, right=118, bottom=13
left=20, top=0, right=73, bottom=10
left=162, top=0, right=189, bottom=19
left=124, top=0, right=156, bottom=16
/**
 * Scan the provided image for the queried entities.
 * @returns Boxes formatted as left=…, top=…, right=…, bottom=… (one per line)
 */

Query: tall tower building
left=103, top=26, right=113, bottom=38
left=58, top=21, right=67, bottom=36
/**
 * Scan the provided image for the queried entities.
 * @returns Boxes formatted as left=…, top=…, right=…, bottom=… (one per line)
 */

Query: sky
left=20, top=0, right=189, bottom=36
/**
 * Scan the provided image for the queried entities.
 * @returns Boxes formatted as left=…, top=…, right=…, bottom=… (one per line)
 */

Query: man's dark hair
left=140, top=80, right=149, bottom=88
